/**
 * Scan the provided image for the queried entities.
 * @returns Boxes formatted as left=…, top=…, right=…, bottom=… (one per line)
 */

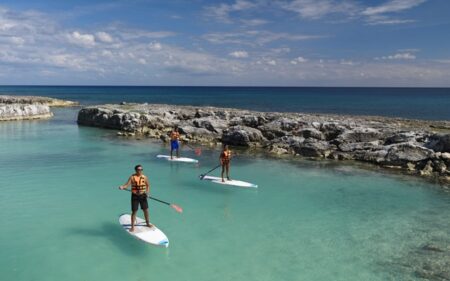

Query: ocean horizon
left=1, top=86, right=450, bottom=120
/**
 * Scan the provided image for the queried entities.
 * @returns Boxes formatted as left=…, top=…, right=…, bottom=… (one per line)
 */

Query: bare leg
left=176, top=148, right=179, bottom=158
left=226, top=163, right=230, bottom=180
left=221, top=164, right=225, bottom=182
left=130, top=211, right=137, bottom=232
left=143, top=209, right=153, bottom=228
left=170, top=148, right=174, bottom=159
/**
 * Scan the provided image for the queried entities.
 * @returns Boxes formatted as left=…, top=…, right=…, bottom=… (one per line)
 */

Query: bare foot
left=129, top=227, right=135, bottom=232
left=222, top=178, right=225, bottom=182
left=146, top=223, right=154, bottom=228
left=227, top=177, right=231, bottom=181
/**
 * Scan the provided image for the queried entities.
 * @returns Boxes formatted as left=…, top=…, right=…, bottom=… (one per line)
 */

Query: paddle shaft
left=182, top=140, right=199, bottom=151
left=148, top=196, right=170, bottom=206
left=200, top=164, right=221, bottom=178
left=123, top=189, right=170, bottom=206
left=183, top=142, right=194, bottom=149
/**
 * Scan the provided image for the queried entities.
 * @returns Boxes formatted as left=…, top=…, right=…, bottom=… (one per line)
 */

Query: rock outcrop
left=0, top=95, right=78, bottom=107
left=0, top=104, right=52, bottom=121
left=77, top=103, right=450, bottom=186
left=0, top=95, right=78, bottom=121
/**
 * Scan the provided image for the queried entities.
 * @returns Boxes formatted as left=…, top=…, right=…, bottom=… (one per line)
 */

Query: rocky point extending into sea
left=77, top=103, right=450, bottom=186
left=0, top=95, right=78, bottom=121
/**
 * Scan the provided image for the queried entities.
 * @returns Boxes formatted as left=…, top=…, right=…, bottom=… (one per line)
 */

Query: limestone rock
left=426, top=134, right=450, bottom=152
left=222, top=126, right=266, bottom=146
left=0, top=104, right=53, bottom=121
left=338, top=127, right=383, bottom=143
left=385, top=144, right=434, bottom=166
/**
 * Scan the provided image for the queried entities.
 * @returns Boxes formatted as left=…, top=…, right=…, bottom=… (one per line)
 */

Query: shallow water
left=1, top=108, right=450, bottom=281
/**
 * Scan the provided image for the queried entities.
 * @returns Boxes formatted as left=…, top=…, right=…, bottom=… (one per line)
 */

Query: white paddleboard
left=119, top=214, right=169, bottom=247
left=201, top=175, right=258, bottom=188
left=157, top=154, right=198, bottom=163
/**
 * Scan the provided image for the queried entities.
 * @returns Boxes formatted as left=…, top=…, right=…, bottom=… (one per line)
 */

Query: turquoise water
left=1, top=86, right=450, bottom=120
left=1, top=108, right=450, bottom=281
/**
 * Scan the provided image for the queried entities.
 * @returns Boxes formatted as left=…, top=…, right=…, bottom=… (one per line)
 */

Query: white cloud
left=203, top=30, right=325, bottom=46
left=398, top=48, right=420, bottom=53
left=241, top=18, right=269, bottom=26
left=271, top=47, right=291, bottom=54
left=366, top=17, right=416, bottom=25
left=229, top=51, right=249, bottom=58
left=148, top=42, right=162, bottom=51
left=280, top=0, right=360, bottom=20
left=362, top=0, right=427, bottom=16
left=263, top=59, right=277, bottom=66
left=362, top=0, right=426, bottom=25
left=205, top=0, right=256, bottom=23
left=377, top=52, right=417, bottom=60
left=96, top=31, right=113, bottom=43
left=0, top=36, right=25, bottom=45
left=290, top=56, right=308, bottom=64
left=0, top=5, right=449, bottom=86
left=68, top=31, right=96, bottom=47
left=340, top=59, right=356, bottom=65
left=118, top=30, right=176, bottom=40
left=278, top=0, right=425, bottom=25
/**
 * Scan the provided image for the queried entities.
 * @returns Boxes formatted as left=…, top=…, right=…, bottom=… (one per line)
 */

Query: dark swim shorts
left=131, top=193, right=148, bottom=212
left=171, top=140, right=179, bottom=150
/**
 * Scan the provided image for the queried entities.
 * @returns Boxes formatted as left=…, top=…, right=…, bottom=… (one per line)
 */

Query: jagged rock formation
left=0, top=95, right=78, bottom=121
left=77, top=103, right=450, bottom=186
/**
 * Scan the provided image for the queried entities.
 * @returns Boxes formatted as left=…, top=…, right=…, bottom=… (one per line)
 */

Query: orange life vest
left=131, top=175, right=146, bottom=194
left=170, top=131, right=180, bottom=141
left=222, top=150, right=231, bottom=162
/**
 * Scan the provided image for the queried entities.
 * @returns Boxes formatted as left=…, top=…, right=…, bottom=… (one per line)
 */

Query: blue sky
left=0, top=0, right=449, bottom=86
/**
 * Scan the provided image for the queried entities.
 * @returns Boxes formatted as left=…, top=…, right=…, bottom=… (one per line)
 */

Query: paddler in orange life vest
left=220, top=145, right=232, bottom=182
left=170, top=126, right=180, bottom=159
left=119, top=164, right=152, bottom=232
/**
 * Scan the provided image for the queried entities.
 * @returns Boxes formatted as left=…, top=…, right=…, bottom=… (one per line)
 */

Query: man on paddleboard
left=220, top=145, right=232, bottom=182
left=119, top=164, right=153, bottom=232
left=170, top=126, right=180, bottom=159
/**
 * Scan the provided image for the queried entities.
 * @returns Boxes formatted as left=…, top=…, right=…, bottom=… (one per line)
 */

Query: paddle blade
left=194, top=148, right=202, bottom=155
left=171, top=204, right=183, bottom=213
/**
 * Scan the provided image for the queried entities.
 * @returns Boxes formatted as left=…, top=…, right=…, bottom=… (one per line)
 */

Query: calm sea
left=1, top=86, right=449, bottom=120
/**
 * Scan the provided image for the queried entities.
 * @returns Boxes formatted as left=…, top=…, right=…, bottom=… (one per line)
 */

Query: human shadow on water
left=66, top=221, right=153, bottom=257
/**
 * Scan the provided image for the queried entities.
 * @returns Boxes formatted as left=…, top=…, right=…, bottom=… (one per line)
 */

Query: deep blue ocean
left=1, top=86, right=449, bottom=120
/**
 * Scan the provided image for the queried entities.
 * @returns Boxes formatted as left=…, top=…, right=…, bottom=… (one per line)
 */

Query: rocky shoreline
left=0, top=95, right=78, bottom=121
left=77, top=103, right=450, bottom=186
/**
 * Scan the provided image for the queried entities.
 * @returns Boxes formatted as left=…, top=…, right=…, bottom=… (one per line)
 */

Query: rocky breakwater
left=77, top=103, right=450, bottom=186
left=0, top=95, right=78, bottom=121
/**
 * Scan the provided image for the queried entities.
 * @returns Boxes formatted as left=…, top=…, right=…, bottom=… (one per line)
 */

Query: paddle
left=199, top=164, right=221, bottom=180
left=121, top=188, right=183, bottom=213
left=182, top=140, right=202, bottom=156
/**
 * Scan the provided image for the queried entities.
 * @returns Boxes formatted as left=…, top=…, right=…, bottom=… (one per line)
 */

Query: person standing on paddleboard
left=170, top=126, right=180, bottom=159
left=119, top=164, right=153, bottom=232
left=220, top=145, right=232, bottom=182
